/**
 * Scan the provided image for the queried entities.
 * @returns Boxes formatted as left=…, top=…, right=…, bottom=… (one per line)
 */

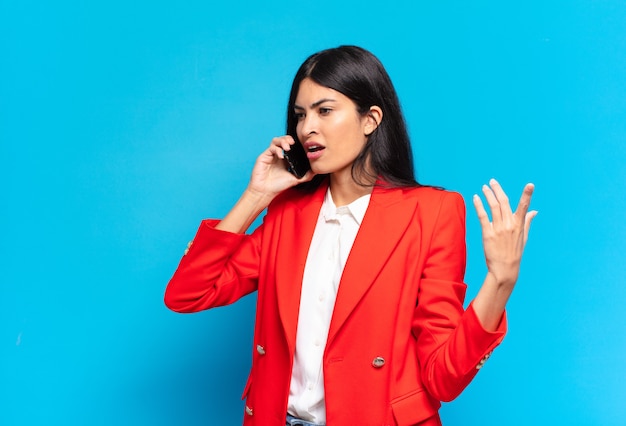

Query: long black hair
left=286, top=45, right=420, bottom=188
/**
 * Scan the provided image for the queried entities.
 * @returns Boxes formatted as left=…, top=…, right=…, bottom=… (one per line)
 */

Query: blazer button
left=245, top=405, right=253, bottom=416
left=476, top=351, right=493, bottom=370
left=256, top=344, right=266, bottom=355
left=372, top=356, right=385, bottom=368
left=184, top=240, right=193, bottom=255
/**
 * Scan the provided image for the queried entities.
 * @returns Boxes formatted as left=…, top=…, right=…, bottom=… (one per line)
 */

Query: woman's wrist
left=472, top=272, right=514, bottom=331
left=215, top=189, right=274, bottom=234
left=243, top=186, right=277, bottom=208
left=485, top=269, right=519, bottom=291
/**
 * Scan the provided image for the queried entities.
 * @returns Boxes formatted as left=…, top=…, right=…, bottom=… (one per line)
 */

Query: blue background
left=2, top=1, right=625, bottom=424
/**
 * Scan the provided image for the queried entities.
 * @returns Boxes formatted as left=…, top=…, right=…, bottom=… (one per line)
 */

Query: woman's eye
left=319, top=107, right=331, bottom=115
left=294, top=112, right=305, bottom=120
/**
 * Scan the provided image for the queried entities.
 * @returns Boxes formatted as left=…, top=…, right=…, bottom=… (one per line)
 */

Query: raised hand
left=471, top=179, right=537, bottom=330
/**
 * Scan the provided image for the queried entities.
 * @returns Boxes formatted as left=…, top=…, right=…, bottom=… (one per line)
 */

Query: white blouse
left=287, top=188, right=371, bottom=423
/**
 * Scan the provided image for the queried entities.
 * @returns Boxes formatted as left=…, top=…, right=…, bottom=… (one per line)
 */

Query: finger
left=523, top=210, right=538, bottom=245
left=515, top=183, right=535, bottom=219
left=482, top=183, right=503, bottom=225
left=489, top=178, right=512, bottom=217
left=272, top=135, right=295, bottom=152
left=269, top=137, right=294, bottom=159
left=472, top=194, right=492, bottom=230
left=267, top=144, right=285, bottom=159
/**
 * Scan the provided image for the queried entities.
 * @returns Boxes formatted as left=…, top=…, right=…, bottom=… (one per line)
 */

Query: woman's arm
left=414, top=191, right=494, bottom=402
left=414, top=182, right=536, bottom=402
left=164, top=136, right=313, bottom=312
left=471, top=179, right=537, bottom=331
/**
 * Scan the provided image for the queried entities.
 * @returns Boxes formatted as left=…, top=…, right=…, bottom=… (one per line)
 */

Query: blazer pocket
left=391, top=388, right=440, bottom=425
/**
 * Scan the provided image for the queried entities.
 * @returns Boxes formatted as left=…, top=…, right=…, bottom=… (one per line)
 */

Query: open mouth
left=307, top=145, right=324, bottom=153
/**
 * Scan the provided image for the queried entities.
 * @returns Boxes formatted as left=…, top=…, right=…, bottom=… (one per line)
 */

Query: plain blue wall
left=2, top=1, right=625, bottom=424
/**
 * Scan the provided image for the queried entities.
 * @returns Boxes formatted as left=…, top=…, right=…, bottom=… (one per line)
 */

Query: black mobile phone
left=283, top=142, right=310, bottom=179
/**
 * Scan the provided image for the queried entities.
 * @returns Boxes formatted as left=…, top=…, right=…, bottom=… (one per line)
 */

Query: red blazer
left=165, top=181, right=506, bottom=426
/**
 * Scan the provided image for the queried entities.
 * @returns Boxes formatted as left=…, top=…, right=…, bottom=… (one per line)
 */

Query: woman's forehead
left=295, top=78, right=348, bottom=106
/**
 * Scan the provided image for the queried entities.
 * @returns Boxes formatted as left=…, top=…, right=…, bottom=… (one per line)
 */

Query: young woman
left=165, top=45, right=536, bottom=426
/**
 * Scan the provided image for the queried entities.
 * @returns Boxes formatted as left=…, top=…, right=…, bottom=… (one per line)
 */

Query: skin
left=215, top=78, right=537, bottom=332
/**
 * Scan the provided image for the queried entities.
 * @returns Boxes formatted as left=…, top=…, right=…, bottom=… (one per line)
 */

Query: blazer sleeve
left=164, top=219, right=262, bottom=313
left=412, top=191, right=506, bottom=402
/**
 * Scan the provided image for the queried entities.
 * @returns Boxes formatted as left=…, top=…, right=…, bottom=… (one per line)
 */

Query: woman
left=165, top=45, right=536, bottom=426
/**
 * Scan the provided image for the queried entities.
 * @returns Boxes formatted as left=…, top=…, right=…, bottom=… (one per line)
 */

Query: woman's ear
left=364, top=106, right=383, bottom=136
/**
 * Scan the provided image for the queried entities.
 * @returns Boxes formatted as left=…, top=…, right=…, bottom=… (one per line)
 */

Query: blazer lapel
left=275, top=181, right=328, bottom=355
left=327, top=185, right=419, bottom=346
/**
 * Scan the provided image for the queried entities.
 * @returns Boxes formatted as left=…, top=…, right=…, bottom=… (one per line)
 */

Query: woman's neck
left=329, top=171, right=374, bottom=207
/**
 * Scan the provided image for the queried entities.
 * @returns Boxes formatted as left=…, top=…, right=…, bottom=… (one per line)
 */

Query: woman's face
left=294, top=78, right=373, bottom=179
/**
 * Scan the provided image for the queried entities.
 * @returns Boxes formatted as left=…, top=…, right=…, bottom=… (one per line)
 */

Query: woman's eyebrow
left=294, top=98, right=337, bottom=110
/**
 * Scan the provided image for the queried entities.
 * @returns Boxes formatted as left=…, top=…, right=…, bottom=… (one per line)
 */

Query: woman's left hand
left=473, top=179, right=537, bottom=290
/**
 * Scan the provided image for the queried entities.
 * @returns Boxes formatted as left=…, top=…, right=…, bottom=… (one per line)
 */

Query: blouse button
left=256, top=344, right=266, bottom=355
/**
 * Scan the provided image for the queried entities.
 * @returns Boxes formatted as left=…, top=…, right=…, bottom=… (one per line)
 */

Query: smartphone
left=283, top=142, right=310, bottom=178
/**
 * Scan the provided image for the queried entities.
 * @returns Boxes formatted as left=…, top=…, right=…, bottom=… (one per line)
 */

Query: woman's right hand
left=247, top=135, right=314, bottom=200
left=215, top=136, right=314, bottom=234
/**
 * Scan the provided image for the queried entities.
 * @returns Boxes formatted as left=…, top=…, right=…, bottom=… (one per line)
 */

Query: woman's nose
left=299, top=113, right=318, bottom=137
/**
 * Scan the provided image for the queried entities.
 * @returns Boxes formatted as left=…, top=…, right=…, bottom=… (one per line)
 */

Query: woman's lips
left=304, top=142, right=325, bottom=160
left=306, top=147, right=325, bottom=160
